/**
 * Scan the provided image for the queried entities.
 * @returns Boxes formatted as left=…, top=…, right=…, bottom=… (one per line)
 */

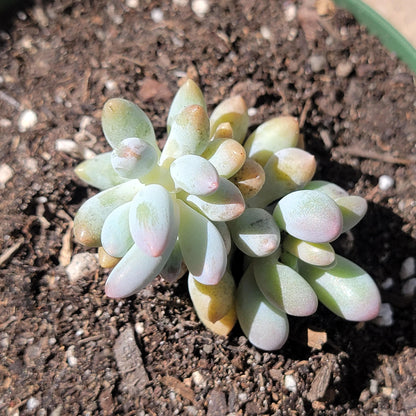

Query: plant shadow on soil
left=172, top=120, right=416, bottom=409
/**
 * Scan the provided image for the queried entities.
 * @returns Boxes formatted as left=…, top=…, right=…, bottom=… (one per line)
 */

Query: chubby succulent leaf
left=167, top=79, right=207, bottom=133
left=129, top=184, right=179, bottom=257
left=283, top=235, right=335, bottom=266
left=184, top=177, right=245, bottom=222
left=196, top=304, right=237, bottom=337
left=101, top=202, right=134, bottom=258
left=177, top=200, right=227, bottom=285
left=253, top=254, right=318, bottom=316
left=212, top=122, right=233, bottom=139
left=170, top=154, right=219, bottom=195
left=160, top=240, right=187, bottom=283
left=273, top=190, right=343, bottom=243
left=303, top=180, right=348, bottom=199
left=188, top=270, right=236, bottom=324
left=229, top=158, right=266, bottom=199
left=335, top=195, right=368, bottom=233
left=98, top=247, right=120, bottom=268
left=298, top=255, right=381, bottom=321
left=228, top=208, right=280, bottom=257
left=74, top=180, right=144, bottom=247
left=105, top=243, right=172, bottom=298
left=209, top=96, right=249, bottom=144
left=236, top=265, right=289, bottom=351
left=160, top=104, right=210, bottom=166
left=244, top=116, right=300, bottom=166
left=247, top=148, right=316, bottom=208
left=102, top=98, right=159, bottom=154
left=111, top=137, right=158, bottom=179
left=75, top=152, right=127, bottom=190
left=202, top=138, right=246, bottom=178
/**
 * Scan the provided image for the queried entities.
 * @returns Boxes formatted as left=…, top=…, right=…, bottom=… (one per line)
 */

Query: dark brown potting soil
left=0, top=0, right=415, bottom=415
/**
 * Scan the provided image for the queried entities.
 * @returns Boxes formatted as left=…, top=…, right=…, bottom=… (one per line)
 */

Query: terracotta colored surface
left=363, top=0, right=416, bottom=48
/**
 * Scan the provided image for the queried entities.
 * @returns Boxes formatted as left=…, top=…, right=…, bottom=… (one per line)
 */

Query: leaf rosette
left=73, top=80, right=381, bottom=350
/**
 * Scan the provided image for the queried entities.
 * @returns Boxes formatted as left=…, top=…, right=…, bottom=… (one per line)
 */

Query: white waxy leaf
left=170, top=154, right=219, bottom=195
left=244, top=116, right=300, bottom=166
left=74, top=180, right=144, bottom=247
left=247, top=148, right=316, bottom=208
left=177, top=200, right=227, bottom=285
left=273, top=190, right=343, bottom=243
left=202, top=138, right=246, bottom=178
left=111, top=137, right=158, bottom=179
left=236, top=265, right=289, bottom=351
left=184, top=177, right=245, bottom=221
left=283, top=235, right=335, bottom=266
left=335, top=195, right=368, bottom=233
left=102, top=98, right=159, bottom=154
left=167, top=79, right=207, bottom=132
left=298, top=255, right=381, bottom=321
left=105, top=243, right=171, bottom=298
left=129, top=184, right=179, bottom=257
left=159, top=240, right=187, bottom=283
left=228, top=208, right=280, bottom=257
left=160, top=104, right=210, bottom=166
left=101, top=202, right=133, bottom=258
left=188, top=270, right=236, bottom=323
left=74, top=152, right=127, bottom=190
left=209, top=96, right=249, bottom=144
left=253, top=254, right=318, bottom=316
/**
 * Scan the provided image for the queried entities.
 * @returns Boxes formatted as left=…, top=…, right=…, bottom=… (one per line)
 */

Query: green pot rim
left=334, top=0, right=416, bottom=74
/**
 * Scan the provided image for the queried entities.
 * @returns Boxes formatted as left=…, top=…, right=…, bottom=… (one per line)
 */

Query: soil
left=0, top=0, right=415, bottom=415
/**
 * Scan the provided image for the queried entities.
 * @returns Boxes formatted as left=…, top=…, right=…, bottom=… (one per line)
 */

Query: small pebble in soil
left=50, top=405, right=63, bottom=416
left=192, top=0, right=209, bottom=17
left=105, top=79, right=117, bottom=91
left=0, top=163, right=13, bottom=188
left=66, top=345, right=78, bottom=367
left=336, top=61, right=354, bottom=78
left=192, top=370, right=207, bottom=388
left=369, top=379, right=379, bottom=395
left=26, top=397, right=40, bottom=411
left=18, top=109, right=38, bottom=132
left=151, top=8, right=164, bottom=23
left=283, top=3, right=297, bottom=22
left=287, top=27, right=298, bottom=41
left=378, top=174, right=394, bottom=191
left=125, top=0, right=139, bottom=8
left=135, top=321, right=145, bottom=335
left=55, top=139, right=96, bottom=159
left=373, top=303, right=393, bottom=327
left=400, top=256, right=415, bottom=279
left=284, top=374, right=297, bottom=393
left=260, top=26, right=272, bottom=40
left=402, top=278, right=416, bottom=297
left=65, top=252, right=99, bottom=283
left=381, top=277, right=394, bottom=290
left=247, top=107, right=257, bottom=116
left=0, top=118, right=12, bottom=127
left=308, top=55, right=326, bottom=73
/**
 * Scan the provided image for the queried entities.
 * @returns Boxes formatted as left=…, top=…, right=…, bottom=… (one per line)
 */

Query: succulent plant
left=73, top=79, right=381, bottom=351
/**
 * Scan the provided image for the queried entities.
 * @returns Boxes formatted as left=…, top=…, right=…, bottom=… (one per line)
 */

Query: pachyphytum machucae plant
left=73, top=79, right=381, bottom=351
